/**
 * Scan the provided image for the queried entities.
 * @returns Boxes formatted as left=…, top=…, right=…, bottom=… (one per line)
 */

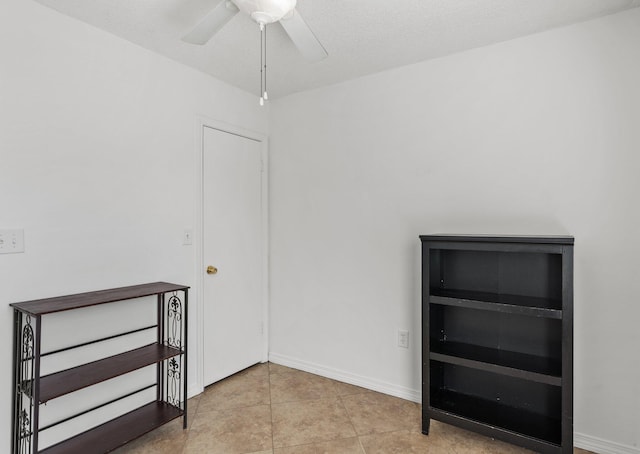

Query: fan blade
left=182, top=0, right=239, bottom=45
left=280, top=9, right=328, bottom=61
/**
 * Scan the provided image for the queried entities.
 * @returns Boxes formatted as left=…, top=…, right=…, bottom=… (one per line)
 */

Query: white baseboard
left=268, top=352, right=421, bottom=403
left=575, top=432, right=639, bottom=454
left=188, top=383, right=203, bottom=399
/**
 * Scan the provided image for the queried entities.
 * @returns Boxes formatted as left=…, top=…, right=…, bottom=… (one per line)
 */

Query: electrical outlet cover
left=0, top=229, right=25, bottom=254
left=398, top=329, right=409, bottom=348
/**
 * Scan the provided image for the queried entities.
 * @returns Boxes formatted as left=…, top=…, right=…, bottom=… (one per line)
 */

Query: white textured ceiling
left=35, top=0, right=640, bottom=99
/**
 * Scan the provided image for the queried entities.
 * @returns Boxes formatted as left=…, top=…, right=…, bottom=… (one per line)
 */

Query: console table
left=11, top=282, right=189, bottom=454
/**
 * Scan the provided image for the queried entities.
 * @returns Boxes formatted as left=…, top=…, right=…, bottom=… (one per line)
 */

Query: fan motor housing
left=234, top=0, right=297, bottom=24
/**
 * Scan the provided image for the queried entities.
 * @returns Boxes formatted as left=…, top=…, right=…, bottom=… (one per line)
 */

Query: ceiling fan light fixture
left=182, top=0, right=326, bottom=105
left=234, top=0, right=297, bottom=24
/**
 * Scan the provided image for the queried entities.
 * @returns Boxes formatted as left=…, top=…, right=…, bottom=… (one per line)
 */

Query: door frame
left=193, top=116, right=269, bottom=395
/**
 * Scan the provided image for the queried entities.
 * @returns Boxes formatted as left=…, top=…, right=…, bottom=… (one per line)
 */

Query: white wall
left=0, top=0, right=266, bottom=450
left=269, top=8, right=640, bottom=453
left=2, top=1, right=639, bottom=451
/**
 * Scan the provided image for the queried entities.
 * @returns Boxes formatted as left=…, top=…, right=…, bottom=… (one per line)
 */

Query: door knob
left=206, top=265, right=218, bottom=275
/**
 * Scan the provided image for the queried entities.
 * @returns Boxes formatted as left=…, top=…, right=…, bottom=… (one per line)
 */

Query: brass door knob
left=206, top=265, right=218, bottom=275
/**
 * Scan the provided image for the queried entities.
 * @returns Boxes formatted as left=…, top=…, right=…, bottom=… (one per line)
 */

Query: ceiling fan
left=181, top=0, right=327, bottom=62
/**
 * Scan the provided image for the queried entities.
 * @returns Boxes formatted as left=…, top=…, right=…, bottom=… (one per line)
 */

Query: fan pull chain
left=259, top=22, right=268, bottom=106
left=264, top=23, right=268, bottom=101
left=260, top=23, right=264, bottom=106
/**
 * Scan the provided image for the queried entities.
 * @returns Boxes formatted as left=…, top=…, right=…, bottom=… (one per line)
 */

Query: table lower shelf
left=39, top=401, right=183, bottom=454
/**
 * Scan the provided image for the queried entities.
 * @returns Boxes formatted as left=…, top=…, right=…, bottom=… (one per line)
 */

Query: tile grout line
left=357, top=436, right=368, bottom=454
left=269, top=363, right=276, bottom=454
left=338, top=394, right=366, bottom=453
left=331, top=380, right=368, bottom=452
left=180, top=395, right=201, bottom=454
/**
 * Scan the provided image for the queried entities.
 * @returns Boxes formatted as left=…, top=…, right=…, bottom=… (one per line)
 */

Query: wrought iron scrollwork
left=19, top=410, right=31, bottom=440
left=167, top=294, right=182, bottom=349
left=166, top=357, right=181, bottom=407
left=17, top=316, right=34, bottom=454
left=165, top=293, right=184, bottom=409
left=21, top=319, right=34, bottom=392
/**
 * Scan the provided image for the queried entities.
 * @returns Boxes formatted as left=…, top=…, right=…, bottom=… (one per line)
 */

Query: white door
left=202, top=126, right=264, bottom=386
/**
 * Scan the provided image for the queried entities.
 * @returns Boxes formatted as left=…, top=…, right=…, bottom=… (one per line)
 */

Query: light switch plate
left=0, top=229, right=25, bottom=254
left=183, top=229, right=193, bottom=245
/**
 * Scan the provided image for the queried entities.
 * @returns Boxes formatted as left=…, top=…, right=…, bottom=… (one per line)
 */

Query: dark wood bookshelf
left=421, top=235, right=573, bottom=454
left=11, top=282, right=189, bottom=454
left=39, top=402, right=183, bottom=454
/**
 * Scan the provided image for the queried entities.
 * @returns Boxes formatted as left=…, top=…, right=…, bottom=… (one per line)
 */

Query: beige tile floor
left=115, top=363, right=593, bottom=454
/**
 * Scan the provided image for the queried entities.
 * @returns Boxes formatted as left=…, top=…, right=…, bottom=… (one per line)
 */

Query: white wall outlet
left=183, top=229, right=193, bottom=245
left=398, top=329, right=409, bottom=349
left=0, top=229, right=25, bottom=254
